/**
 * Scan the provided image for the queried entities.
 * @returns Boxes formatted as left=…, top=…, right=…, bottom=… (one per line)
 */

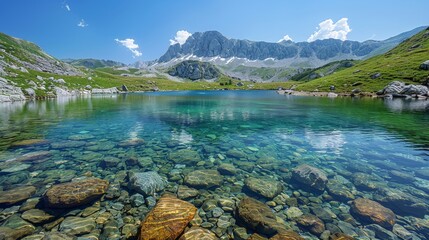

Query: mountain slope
left=296, top=27, right=429, bottom=92
left=63, top=58, right=126, bottom=69
left=0, top=32, right=81, bottom=76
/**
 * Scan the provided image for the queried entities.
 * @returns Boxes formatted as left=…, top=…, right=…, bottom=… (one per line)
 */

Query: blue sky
left=0, top=0, right=427, bottom=63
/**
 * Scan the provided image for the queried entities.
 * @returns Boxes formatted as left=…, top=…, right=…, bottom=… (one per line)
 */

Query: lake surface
left=1, top=90, right=429, bottom=239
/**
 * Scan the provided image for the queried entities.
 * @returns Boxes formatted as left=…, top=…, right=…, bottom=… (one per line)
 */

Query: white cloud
left=77, top=19, right=88, bottom=28
left=277, top=35, right=293, bottom=43
left=307, top=18, right=351, bottom=42
left=115, top=38, right=142, bottom=57
left=170, top=30, right=192, bottom=45
left=65, top=4, right=70, bottom=11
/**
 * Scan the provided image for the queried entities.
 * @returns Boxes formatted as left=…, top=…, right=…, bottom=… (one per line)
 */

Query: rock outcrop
left=168, top=60, right=220, bottom=80
left=0, top=77, right=26, bottom=102
left=377, top=81, right=428, bottom=96
left=91, top=87, right=119, bottom=94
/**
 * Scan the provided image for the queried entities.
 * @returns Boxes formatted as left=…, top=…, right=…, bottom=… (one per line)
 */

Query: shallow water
left=1, top=90, right=429, bottom=239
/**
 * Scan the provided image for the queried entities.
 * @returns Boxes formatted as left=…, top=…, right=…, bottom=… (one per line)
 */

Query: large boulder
left=44, top=178, right=109, bottom=208
left=420, top=60, right=429, bottom=70
left=128, top=171, right=166, bottom=196
left=351, top=198, right=396, bottom=229
left=184, top=170, right=223, bottom=189
left=400, top=84, right=428, bottom=95
left=292, top=164, right=328, bottom=191
left=0, top=77, right=26, bottom=102
left=244, top=177, right=283, bottom=199
left=139, top=194, right=197, bottom=240
left=237, top=197, right=286, bottom=237
left=0, top=186, right=36, bottom=205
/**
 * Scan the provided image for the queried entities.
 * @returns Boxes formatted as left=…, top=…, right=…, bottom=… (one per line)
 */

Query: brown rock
left=44, top=178, right=109, bottom=208
left=0, top=186, right=36, bottom=205
left=184, top=170, right=223, bottom=189
left=351, top=198, right=395, bottom=229
left=296, top=214, right=325, bottom=235
left=237, top=197, right=286, bottom=237
left=179, top=227, right=218, bottom=240
left=139, top=194, right=197, bottom=240
left=270, top=231, right=304, bottom=240
left=21, top=209, right=55, bottom=224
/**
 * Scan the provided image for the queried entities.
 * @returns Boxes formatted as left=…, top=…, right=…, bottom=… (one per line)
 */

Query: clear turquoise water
left=1, top=90, right=429, bottom=239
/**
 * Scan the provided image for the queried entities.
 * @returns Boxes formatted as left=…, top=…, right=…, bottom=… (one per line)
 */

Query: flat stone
left=169, top=149, right=201, bottom=164
left=365, top=224, right=398, bottom=240
left=1, top=163, right=31, bottom=173
left=177, top=185, right=199, bottom=200
left=16, top=151, right=51, bottom=162
left=351, top=198, right=395, bottom=229
left=373, top=188, right=428, bottom=217
left=59, top=216, right=96, bottom=236
left=11, top=139, right=49, bottom=147
left=327, top=180, right=355, bottom=201
left=179, top=227, right=218, bottom=240
left=1, top=214, right=35, bottom=239
left=237, top=197, right=286, bottom=236
left=21, top=209, right=54, bottom=224
left=43, top=178, right=109, bottom=208
left=128, top=171, right=166, bottom=196
left=292, top=164, right=328, bottom=191
left=0, top=186, right=36, bottom=205
left=184, top=170, right=223, bottom=189
left=245, top=177, right=283, bottom=199
left=269, top=231, right=304, bottom=240
left=218, top=163, right=237, bottom=175
left=139, top=194, right=197, bottom=240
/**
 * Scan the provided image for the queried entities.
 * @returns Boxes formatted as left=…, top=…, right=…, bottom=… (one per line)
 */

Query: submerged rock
left=374, top=188, right=429, bottom=217
left=169, top=149, right=202, bottom=164
left=0, top=186, right=36, bottom=205
left=44, top=178, right=109, bottom=208
left=244, top=177, right=283, bottom=199
left=296, top=214, right=325, bottom=236
left=351, top=198, right=395, bottom=229
left=179, top=227, right=218, bottom=240
left=128, top=171, right=166, bottom=196
left=292, top=164, right=328, bottom=191
left=177, top=185, right=199, bottom=200
left=21, top=209, right=54, bottom=224
left=218, top=163, right=237, bottom=175
left=139, top=194, right=197, bottom=240
left=59, top=216, right=96, bottom=236
left=184, top=170, right=223, bottom=189
left=327, top=180, right=355, bottom=201
left=270, top=231, right=304, bottom=240
left=237, top=197, right=286, bottom=236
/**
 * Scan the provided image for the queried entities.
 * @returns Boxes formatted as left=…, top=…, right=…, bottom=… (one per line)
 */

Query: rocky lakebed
left=0, top=91, right=429, bottom=240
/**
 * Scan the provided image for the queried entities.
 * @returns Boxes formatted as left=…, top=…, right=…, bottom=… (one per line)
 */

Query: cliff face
left=168, top=60, right=220, bottom=80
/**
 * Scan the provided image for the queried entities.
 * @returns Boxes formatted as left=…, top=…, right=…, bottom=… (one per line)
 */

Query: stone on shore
left=139, top=194, right=197, bottom=240
left=292, top=164, right=328, bottom=191
left=44, top=178, right=109, bottom=208
left=351, top=198, right=396, bottom=229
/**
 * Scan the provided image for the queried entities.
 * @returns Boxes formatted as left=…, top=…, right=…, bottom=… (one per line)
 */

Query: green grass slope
left=296, top=27, right=429, bottom=92
left=291, top=60, right=356, bottom=82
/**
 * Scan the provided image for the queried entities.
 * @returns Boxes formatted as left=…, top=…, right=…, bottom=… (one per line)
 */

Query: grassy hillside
left=296, top=27, right=429, bottom=92
left=63, top=58, right=126, bottom=69
left=291, top=60, right=356, bottom=82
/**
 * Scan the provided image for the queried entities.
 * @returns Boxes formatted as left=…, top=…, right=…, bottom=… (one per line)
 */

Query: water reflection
left=305, top=129, right=346, bottom=154
left=384, top=98, right=429, bottom=112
